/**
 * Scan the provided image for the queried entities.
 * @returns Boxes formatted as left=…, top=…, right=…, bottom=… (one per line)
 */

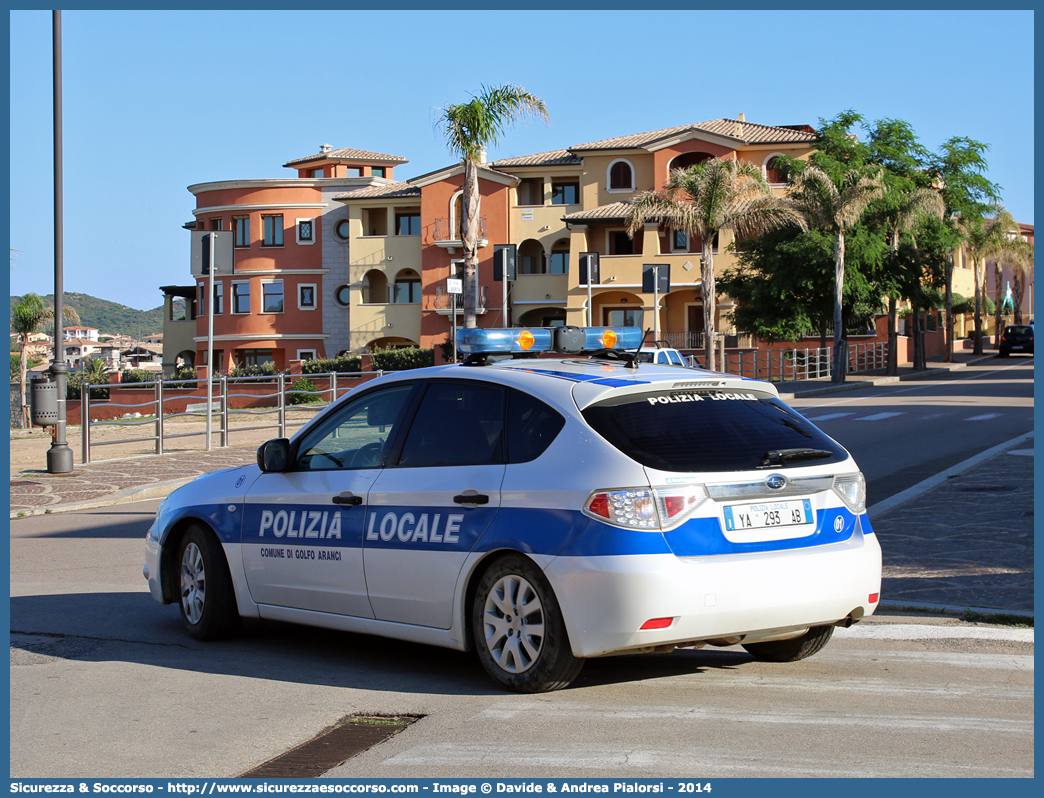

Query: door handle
left=332, top=491, right=363, bottom=506
left=453, top=492, right=490, bottom=505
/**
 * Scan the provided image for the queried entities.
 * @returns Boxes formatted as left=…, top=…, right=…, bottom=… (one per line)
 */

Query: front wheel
left=742, top=625, right=833, bottom=662
left=471, top=555, right=583, bottom=692
left=178, top=524, right=241, bottom=641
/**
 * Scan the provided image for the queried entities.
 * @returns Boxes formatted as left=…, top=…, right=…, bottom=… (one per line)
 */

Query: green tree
left=10, top=293, right=79, bottom=425
left=626, top=157, right=805, bottom=371
left=787, top=165, right=885, bottom=382
left=436, top=84, right=548, bottom=330
left=955, top=207, right=1027, bottom=354
left=80, top=357, right=112, bottom=383
left=928, top=137, right=1003, bottom=360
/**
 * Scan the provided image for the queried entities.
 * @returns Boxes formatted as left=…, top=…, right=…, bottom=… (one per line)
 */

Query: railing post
left=220, top=375, right=228, bottom=448
left=81, top=381, right=90, bottom=465
left=278, top=373, right=286, bottom=438
left=156, top=377, right=164, bottom=455
left=330, top=371, right=337, bottom=404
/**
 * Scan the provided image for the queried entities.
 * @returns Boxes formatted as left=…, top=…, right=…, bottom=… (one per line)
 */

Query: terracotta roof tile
left=569, top=120, right=815, bottom=151
left=489, top=149, right=582, bottom=168
left=284, top=147, right=408, bottom=167
left=561, top=200, right=637, bottom=222
left=333, top=182, right=420, bottom=201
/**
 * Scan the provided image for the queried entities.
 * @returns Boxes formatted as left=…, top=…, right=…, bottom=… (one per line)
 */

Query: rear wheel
left=178, top=524, right=241, bottom=641
left=471, top=555, right=583, bottom=692
left=742, top=625, right=834, bottom=662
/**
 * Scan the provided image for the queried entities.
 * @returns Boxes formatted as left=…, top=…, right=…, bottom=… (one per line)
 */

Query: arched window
left=548, top=239, right=570, bottom=274
left=363, top=270, right=388, bottom=304
left=517, top=239, right=545, bottom=275
left=450, top=191, right=464, bottom=239
left=765, top=155, right=786, bottom=184
left=607, top=159, right=634, bottom=192
left=668, top=152, right=713, bottom=173
left=392, top=269, right=421, bottom=304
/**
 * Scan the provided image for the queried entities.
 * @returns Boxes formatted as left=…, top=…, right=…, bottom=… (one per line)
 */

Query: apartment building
left=184, top=145, right=407, bottom=373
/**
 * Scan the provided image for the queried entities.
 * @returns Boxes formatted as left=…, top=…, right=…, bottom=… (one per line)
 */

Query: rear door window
left=582, top=388, right=848, bottom=472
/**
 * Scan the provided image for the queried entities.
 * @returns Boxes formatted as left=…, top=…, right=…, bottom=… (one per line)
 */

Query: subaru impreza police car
left=144, top=326, right=881, bottom=693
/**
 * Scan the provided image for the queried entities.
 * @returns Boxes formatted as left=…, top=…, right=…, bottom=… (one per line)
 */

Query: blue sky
left=9, top=8, right=1035, bottom=311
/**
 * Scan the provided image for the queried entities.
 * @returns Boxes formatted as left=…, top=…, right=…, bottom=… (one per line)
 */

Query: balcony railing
left=433, top=217, right=487, bottom=242
left=429, top=285, right=488, bottom=314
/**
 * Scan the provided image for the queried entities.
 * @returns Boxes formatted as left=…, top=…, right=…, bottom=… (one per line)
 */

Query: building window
left=310, top=168, right=324, bottom=178
left=608, top=230, right=634, bottom=256
left=605, top=308, right=642, bottom=327
left=671, top=230, right=688, bottom=252
left=335, top=219, right=352, bottom=241
left=298, top=283, right=317, bottom=310
left=765, top=155, right=786, bottom=184
left=608, top=160, right=634, bottom=192
left=372, top=167, right=386, bottom=178
left=334, top=284, right=352, bottom=306
left=551, top=180, right=579, bottom=205
left=197, top=284, right=205, bottom=317
left=210, top=217, right=223, bottom=231
left=236, top=349, right=273, bottom=368
left=232, top=281, right=251, bottom=314
left=213, top=282, right=223, bottom=315
left=233, top=216, right=250, bottom=248
left=297, top=219, right=314, bottom=244
left=548, top=240, right=570, bottom=274
left=297, top=349, right=318, bottom=362
left=262, top=215, right=284, bottom=247
left=262, top=280, right=284, bottom=313
left=393, top=270, right=421, bottom=304
left=396, top=212, right=421, bottom=236
left=345, top=167, right=363, bottom=177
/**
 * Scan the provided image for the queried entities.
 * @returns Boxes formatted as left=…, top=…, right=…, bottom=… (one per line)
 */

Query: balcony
left=432, top=217, right=488, bottom=250
left=428, top=285, right=488, bottom=315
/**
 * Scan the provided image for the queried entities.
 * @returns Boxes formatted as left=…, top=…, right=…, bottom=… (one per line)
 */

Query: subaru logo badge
left=766, top=474, right=787, bottom=490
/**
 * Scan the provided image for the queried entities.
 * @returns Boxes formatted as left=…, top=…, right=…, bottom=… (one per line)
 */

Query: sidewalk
left=9, top=349, right=1032, bottom=613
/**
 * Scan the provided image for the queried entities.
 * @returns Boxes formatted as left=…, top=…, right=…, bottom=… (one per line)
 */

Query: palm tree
left=1010, top=245, right=1035, bottom=324
left=882, top=187, right=945, bottom=374
left=436, top=84, right=548, bottom=330
left=10, top=293, right=80, bottom=425
left=626, top=158, right=806, bottom=371
left=80, top=357, right=112, bottom=382
left=788, top=166, right=885, bottom=382
left=955, top=207, right=1027, bottom=354
left=990, top=234, right=1033, bottom=336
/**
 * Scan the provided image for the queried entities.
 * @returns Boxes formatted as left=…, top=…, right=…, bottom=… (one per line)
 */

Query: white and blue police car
left=144, top=326, right=882, bottom=693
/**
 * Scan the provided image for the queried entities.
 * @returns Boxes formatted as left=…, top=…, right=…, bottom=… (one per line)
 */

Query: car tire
left=471, top=555, right=584, bottom=693
left=177, top=524, right=241, bottom=641
left=742, top=625, right=834, bottom=662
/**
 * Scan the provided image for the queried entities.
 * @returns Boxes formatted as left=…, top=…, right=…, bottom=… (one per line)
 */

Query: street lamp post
left=47, top=9, right=73, bottom=474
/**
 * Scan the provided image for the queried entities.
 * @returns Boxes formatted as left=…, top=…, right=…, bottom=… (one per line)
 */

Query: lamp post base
left=46, top=443, right=74, bottom=474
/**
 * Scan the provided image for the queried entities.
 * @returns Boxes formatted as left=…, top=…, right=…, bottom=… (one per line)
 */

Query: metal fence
left=719, top=342, right=888, bottom=382
left=80, top=372, right=377, bottom=464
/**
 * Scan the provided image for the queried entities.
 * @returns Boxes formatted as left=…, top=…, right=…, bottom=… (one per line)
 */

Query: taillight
left=832, top=472, right=866, bottom=513
left=584, top=485, right=706, bottom=530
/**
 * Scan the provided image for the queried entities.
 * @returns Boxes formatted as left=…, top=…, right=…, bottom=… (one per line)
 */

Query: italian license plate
left=1012, top=345, right=1024, bottom=350
left=723, top=499, right=813, bottom=531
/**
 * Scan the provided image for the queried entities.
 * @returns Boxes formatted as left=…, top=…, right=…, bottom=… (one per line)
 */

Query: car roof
left=373, top=357, right=778, bottom=410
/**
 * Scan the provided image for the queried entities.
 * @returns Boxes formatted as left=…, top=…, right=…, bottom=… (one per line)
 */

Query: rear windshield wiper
left=759, top=448, right=834, bottom=467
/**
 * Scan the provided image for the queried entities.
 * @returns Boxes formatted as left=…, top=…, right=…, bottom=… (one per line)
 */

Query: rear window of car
left=1005, top=326, right=1033, bottom=337
left=582, top=388, right=848, bottom=472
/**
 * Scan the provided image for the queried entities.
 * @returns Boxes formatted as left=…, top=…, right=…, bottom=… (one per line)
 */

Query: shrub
left=369, top=347, right=435, bottom=371
left=301, top=354, right=363, bottom=374
left=228, top=360, right=279, bottom=378
left=121, top=368, right=159, bottom=385
left=66, top=371, right=110, bottom=400
left=287, top=377, right=322, bottom=405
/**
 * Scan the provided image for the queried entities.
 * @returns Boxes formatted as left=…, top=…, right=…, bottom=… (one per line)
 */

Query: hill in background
left=10, top=292, right=165, bottom=340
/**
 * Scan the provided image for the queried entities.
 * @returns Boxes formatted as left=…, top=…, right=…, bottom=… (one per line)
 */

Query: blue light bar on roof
left=583, top=327, right=643, bottom=351
left=456, top=327, right=554, bottom=355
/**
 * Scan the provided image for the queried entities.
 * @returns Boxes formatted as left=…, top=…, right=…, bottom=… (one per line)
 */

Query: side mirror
left=257, top=438, right=291, bottom=473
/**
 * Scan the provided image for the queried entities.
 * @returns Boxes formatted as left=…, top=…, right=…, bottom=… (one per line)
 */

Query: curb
left=10, top=476, right=196, bottom=520
left=775, top=355, right=994, bottom=400
left=877, top=600, right=1034, bottom=619
left=867, top=430, right=1035, bottom=519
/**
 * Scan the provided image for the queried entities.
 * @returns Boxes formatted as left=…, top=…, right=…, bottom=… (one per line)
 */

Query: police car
left=144, top=326, right=881, bottom=693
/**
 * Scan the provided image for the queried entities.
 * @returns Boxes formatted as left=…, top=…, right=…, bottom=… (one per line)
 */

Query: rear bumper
left=545, top=521, right=881, bottom=658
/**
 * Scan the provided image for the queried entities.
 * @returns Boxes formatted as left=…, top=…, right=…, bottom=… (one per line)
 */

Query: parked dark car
left=998, top=325, right=1034, bottom=357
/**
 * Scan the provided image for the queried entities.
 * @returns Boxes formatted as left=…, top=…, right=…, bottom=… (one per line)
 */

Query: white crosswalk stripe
left=855, top=412, right=905, bottom=421
left=966, top=413, right=1002, bottom=421
left=804, top=412, right=854, bottom=421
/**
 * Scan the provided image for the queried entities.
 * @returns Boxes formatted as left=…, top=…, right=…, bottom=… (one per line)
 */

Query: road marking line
left=966, top=413, right=1002, bottom=421
left=855, top=412, right=905, bottom=421
left=803, top=412, right=854, bottom=421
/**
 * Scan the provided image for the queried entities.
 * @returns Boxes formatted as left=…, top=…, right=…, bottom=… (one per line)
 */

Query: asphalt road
left=789, top=358, right=1034, bottom=504
left=9, top=483, right=1034, bottom=779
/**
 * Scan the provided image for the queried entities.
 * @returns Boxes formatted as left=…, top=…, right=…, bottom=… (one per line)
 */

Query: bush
left=287, top=377, right=322, bottom=405
left=121, top=368, right=159, bottom=385
left=228, top=360, right=279, bottom=378
left=66, top=371, right=110, bottom=400
left=369, top=347, right=435, bottom=371
left=301, top=354, right=363, bottom=374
